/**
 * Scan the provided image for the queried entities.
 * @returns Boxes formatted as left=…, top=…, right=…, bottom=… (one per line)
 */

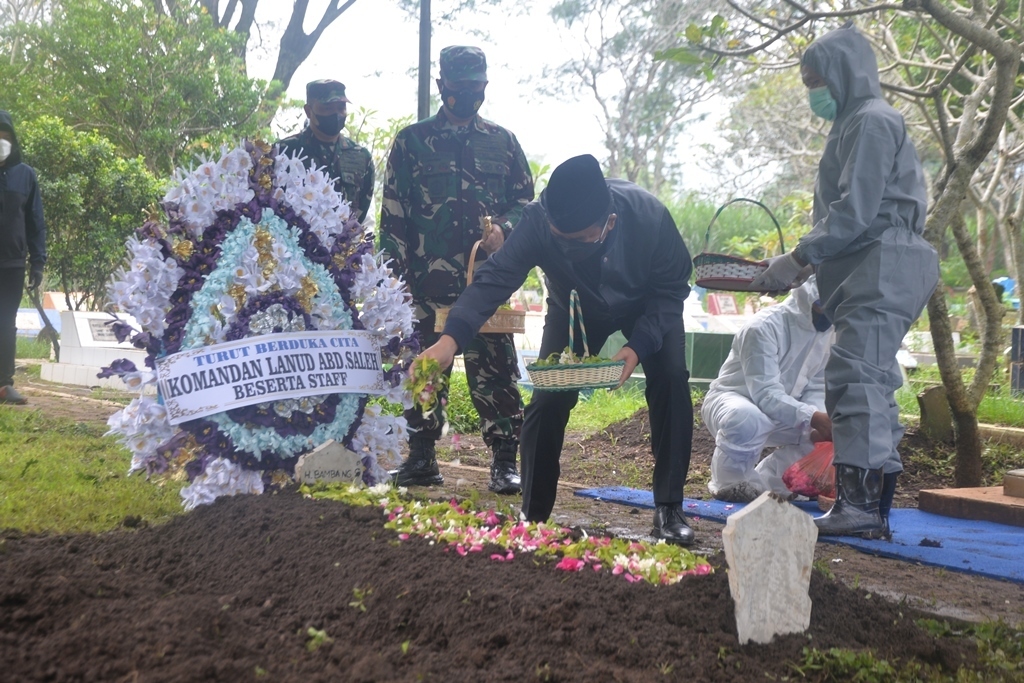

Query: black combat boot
left=652, top=504, right=695, bottom=546
left=488, top=439, right=521, bottom=495
left=814, top=464, right=883, bottom=536
left=857, top=472, right=898, bottom=540
left=391, top=436, right=443, bottom=487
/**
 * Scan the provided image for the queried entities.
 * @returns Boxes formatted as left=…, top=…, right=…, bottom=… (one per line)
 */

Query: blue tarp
left=575, top=486, right=1024, bottom=584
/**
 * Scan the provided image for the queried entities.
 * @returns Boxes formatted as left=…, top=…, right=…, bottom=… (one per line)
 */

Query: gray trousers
left=817, top=227, right=938, bottom=473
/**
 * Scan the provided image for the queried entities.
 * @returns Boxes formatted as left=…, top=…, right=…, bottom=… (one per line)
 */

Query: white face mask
left=0, top=139, right=11, bottom=162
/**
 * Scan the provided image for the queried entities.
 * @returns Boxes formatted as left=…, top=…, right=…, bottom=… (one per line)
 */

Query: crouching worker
left=704, top=277, right=833, bottom=502
left=413, top=154, right=697, bottom=546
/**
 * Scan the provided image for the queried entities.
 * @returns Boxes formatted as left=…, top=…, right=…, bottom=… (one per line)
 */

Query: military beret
left=439, top=46, right=487, bottom=82
left=306, top=79, right=349, bottom=103
left=542, top=154, right=611, bottom=234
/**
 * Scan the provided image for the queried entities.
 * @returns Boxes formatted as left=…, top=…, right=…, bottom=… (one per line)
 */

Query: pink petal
left=490, top=554, right=506, bottom=561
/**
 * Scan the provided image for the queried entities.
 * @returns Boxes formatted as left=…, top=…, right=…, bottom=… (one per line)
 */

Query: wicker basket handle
left=569, top=289, right=591, bottom=359
left=466, top=216, right=496, bottom=287
left=701, top=198, right=785, bottom=255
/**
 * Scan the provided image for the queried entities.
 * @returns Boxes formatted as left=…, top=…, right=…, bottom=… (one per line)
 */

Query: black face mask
left=315, top=112, right=345, bottom=137
left=441, top=84, right=485, bottom=119
left=555, top=237, right=605, bottom=262
left=811, top=299, right=832, bottom=332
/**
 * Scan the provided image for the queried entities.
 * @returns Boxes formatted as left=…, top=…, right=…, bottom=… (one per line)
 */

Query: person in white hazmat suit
left=752, top=24, right=940, bottom=538
left=704, top=277, right=834, bottom=503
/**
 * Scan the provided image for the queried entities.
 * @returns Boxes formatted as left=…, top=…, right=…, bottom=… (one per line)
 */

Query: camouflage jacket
left=379, top=108, right=534, bottom=305
left=276, top=128, right=374, bottom=223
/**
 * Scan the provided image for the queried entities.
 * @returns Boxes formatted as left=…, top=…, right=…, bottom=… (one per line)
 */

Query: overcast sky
left=245, top=0, right=725, bottom=193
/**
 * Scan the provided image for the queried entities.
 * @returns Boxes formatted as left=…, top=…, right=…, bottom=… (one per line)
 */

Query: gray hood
left=802, top=25, right=881, bottom=118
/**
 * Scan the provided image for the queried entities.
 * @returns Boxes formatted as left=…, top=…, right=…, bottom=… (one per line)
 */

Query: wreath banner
left=156, top=329, right=385, bottom=425
left=101, top=140, right=421, bottom=510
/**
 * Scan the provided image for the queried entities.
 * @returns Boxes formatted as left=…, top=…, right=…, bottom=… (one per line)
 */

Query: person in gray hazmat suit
left=751, top=24, right=939, bottom=538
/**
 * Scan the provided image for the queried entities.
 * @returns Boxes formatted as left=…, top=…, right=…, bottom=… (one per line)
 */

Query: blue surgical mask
left=808, top=86, right=837, bottom=121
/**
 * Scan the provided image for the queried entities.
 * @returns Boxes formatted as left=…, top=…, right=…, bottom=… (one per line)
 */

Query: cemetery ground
left=2, top=362, right=1024, bottom=681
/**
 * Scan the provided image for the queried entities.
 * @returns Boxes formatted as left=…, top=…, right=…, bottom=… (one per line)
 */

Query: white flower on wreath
left=180, top=457, right=265, bottom=511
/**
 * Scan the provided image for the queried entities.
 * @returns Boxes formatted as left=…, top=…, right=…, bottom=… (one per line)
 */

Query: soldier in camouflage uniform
left=277, top=79, right=374, bottom=224
left=381, top=46, right=534, bottom=494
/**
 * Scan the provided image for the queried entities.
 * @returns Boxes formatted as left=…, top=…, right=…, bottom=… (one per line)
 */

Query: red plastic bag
left=782, top=442, right=836, bottom=498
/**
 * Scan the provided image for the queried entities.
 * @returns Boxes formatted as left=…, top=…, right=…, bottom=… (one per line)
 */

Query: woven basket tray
left=524, top=289, right=624, bottom=391
left=434, top=233, right=526, bottom=334
left=525, top=360, right=625, bottom=391
left=692, top=198, right=789, bottom=293
left=435, top=306, right=525, bottom=334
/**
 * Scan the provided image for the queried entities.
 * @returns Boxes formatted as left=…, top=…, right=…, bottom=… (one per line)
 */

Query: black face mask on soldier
left=441, top=84, right=485, bottom=119
left=315, top=112, right=345, bottom=137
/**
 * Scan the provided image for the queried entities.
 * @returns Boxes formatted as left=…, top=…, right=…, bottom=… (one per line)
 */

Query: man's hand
left=611, top=346, right=639, bottom=389
left=479, top=220, right=505, bottom=254
left=414, top=335, right=459, bottom=374
left=810, top=410, right=833, bottom=442
left=28, top=266, right=43, bottom=290
left=751, top=252, right=805, bottom=292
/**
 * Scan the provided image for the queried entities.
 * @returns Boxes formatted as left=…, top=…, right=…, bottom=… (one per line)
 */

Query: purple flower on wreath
left=97, top=358, right=138, bottom=379
left=109, top=320, right=135, bottom=344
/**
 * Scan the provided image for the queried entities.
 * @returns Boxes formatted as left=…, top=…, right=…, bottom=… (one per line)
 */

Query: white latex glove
left=792, top=263, right=814, bottom=287
left=751, top=252, right=804, bottom=291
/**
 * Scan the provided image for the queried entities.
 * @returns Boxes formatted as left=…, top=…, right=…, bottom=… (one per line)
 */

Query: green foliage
left=15, top=337, right=51, bottom=360
left=18, top=116, right=161, bottom=310
left=0, top=409, right=183, bottom=533
left=790, top=647, right=907, bottom=682
left=668, top=192, right=808, bottom=261
left=445, top=371, right=480, bottom=434
left=1, top=0, right=269, bottom=174
left=305, top=627, right=333, bottom=652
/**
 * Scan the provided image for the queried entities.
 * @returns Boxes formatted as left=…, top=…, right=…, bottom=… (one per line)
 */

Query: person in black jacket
left=0, top=111, right=46, bottom=405
left=415, top=154, right=696, bottom=545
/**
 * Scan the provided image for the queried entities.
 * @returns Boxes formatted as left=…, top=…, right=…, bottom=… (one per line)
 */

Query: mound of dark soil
left=1, top=492, right=974, bottom=682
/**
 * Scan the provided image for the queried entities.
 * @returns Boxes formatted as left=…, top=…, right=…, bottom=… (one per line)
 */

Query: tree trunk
left=271, top=0, right=357, bottom=92
left=1007, top=215, right=1024, bottom=325
left=29, top=288, right=59, bottom=362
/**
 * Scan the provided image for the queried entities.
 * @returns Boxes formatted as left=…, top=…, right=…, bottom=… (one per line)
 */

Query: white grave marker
left=294, top=440, right=364, bottom=485
left=722, top=492, right=818, bottom=645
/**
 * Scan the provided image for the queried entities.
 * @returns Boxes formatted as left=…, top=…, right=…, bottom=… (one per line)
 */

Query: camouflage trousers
left=407, top=300, right=524, bottom=446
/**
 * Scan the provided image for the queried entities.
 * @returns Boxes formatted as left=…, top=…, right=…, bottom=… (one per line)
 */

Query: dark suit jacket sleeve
left=441, top=212, right=539, bottom=351
left=623, top=208, right=690, bottom=360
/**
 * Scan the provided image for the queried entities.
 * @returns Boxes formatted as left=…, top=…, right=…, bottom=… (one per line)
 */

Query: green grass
left=0, top=408, right=183, bottom=533
left=371, top=371, right=649, bottom=437
left=897, top=384, right=1024, bottom=428
left=15, top=337, right=52, bottom=359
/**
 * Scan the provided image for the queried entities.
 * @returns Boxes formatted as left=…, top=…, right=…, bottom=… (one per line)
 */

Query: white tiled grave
left=40, top=311, right=149, bottom=391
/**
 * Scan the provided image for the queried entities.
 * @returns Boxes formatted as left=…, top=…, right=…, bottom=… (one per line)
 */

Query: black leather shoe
left=815, top=464, right=883, bottom=536
left=488, top=460, right=522, bottom=495
left=652, top=504, right=695, bottom=546
left=390, top=437, right=443, bottom=487
left=857, top=472, right=898, bottom=540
